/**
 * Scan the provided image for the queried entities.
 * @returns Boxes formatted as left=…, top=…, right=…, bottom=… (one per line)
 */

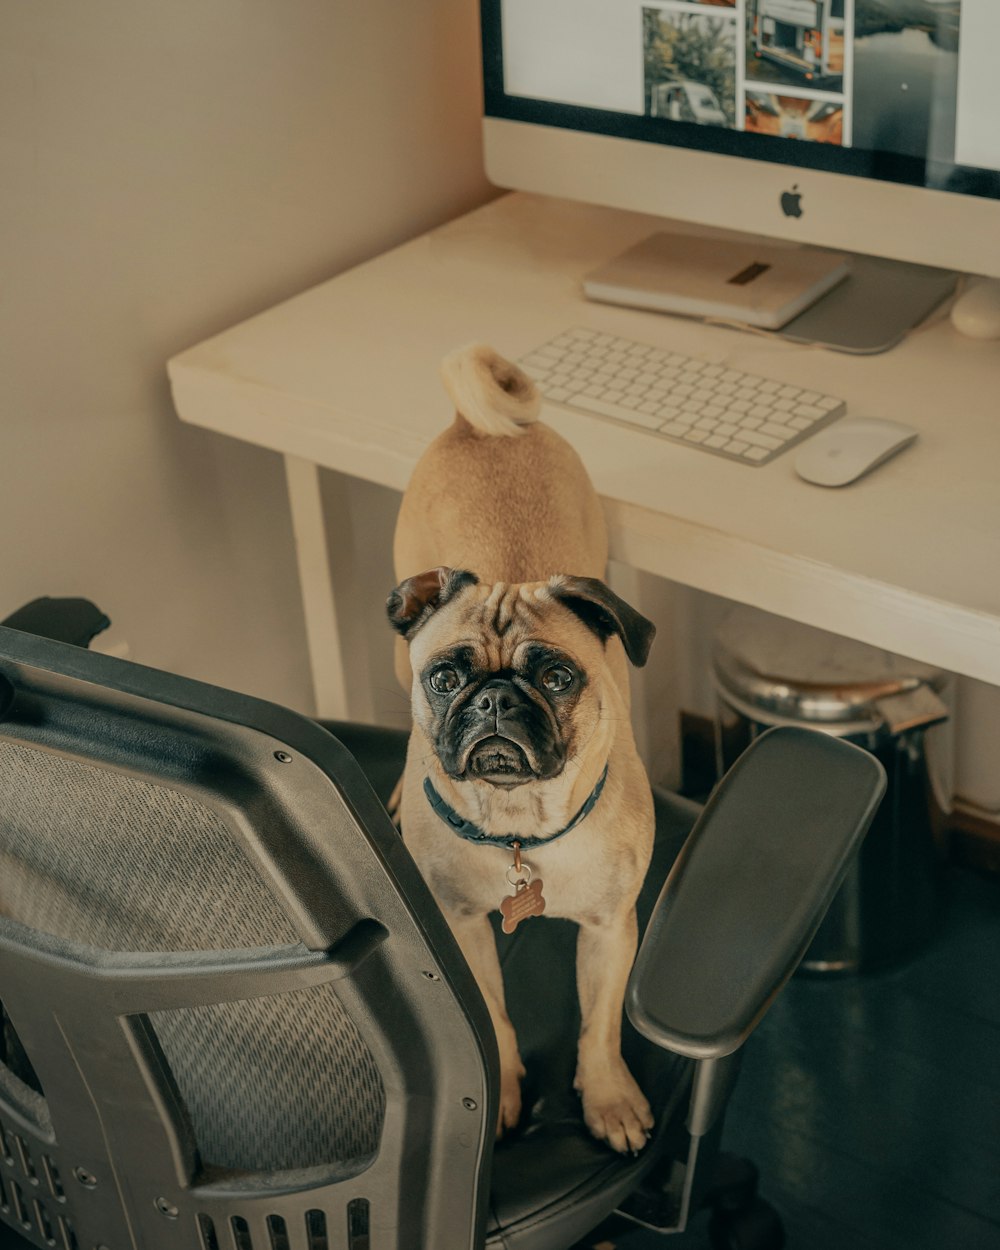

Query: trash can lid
left=713, top=606, right=945, bottom=726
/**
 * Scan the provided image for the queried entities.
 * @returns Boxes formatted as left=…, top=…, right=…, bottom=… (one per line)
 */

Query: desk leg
left=284, top=454, right=360, bottom=721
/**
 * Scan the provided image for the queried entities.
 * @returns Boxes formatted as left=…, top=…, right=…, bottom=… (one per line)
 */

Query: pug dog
left=387, top=344, right=657, bottom=1154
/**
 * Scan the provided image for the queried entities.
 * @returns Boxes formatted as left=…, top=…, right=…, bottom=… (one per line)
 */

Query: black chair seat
left=323, top=722, right=701, bottom=1250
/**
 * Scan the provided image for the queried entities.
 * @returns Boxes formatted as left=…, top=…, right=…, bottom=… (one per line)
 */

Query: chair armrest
left=1, top=597, right=110, bottom=648
left=626, top=726, right=886, bottom=1060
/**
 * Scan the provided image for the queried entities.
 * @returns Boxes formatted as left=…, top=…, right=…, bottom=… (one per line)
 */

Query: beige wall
left=0, top=0, right=492, bottom=710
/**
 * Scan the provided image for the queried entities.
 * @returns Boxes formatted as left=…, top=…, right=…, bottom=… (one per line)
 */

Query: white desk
left=168, top=193, right=1000, bottom=718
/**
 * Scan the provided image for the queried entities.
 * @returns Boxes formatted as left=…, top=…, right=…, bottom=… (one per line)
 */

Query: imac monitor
left=482, top=2, right=1000, bottom=282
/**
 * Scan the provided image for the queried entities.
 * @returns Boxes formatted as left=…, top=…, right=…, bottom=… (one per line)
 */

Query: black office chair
left=0, top=601, right=885, bottom=1250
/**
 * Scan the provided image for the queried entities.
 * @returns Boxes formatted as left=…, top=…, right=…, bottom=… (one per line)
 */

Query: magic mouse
left=794, top=417, right=917, bottom=487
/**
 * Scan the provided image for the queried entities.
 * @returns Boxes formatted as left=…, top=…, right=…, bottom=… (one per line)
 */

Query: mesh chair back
left=0, top=626, right=497, bottom=1250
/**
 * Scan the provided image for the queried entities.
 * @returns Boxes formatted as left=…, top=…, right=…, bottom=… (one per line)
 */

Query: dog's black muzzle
left=445, top=678, right=565, bottom=786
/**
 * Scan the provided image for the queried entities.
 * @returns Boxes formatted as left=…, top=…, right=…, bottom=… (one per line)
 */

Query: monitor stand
left=775, top=252, right=958, bottom=354
left=585, top=230, right=958, bottom=355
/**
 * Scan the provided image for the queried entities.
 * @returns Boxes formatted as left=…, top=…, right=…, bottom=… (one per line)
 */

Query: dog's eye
left=541, top=665, right=574, bottom=693
left=429, top=666, right=461, bottom=694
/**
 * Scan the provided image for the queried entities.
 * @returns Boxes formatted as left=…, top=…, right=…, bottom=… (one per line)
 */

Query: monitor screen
left=484, top=1, right=1000, bottom=203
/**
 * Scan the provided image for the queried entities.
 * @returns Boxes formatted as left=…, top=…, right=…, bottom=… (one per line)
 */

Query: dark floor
left=575, top=867, right=1000, bottom=1250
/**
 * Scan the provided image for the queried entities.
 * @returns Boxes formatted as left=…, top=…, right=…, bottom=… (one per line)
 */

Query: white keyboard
left=520, top=328, right=846, bottom=466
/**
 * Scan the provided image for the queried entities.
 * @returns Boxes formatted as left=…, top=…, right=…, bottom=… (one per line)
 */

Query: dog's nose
left=476, top=681, right=521, bottom=716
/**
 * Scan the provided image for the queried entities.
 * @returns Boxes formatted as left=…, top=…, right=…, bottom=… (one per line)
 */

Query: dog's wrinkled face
left=420, top=634, right=581, bottom=785
left=387, top=571, right=654, bottom=789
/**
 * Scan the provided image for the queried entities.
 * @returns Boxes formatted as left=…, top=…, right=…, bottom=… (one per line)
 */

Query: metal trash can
left=712, top=607, right=950, bottom=974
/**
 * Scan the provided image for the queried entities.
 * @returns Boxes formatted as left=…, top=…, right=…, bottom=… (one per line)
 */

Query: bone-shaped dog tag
left=500, top=878, right=546, bottom=934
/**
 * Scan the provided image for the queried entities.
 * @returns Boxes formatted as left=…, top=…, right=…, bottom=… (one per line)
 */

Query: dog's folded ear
left=387, top=567, right=479, bottom=638
left=548, top=575, right=656, bottom=667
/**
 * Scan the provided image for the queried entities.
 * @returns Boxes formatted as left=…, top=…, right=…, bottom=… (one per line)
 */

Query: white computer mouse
left=794, top=417, right=917, bottom=487
left=950, top=278, right=1000, bottom=340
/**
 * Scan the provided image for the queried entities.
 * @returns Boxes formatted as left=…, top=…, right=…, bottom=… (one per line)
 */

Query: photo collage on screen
left=642, top=1, right=964, bottom=156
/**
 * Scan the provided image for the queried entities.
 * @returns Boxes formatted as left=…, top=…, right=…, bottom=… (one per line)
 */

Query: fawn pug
left=387, top=344, right=656, bottom=1153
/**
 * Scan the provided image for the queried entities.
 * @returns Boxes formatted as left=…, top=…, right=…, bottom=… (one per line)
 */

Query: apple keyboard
left=520, top=328, right=846, bottom=466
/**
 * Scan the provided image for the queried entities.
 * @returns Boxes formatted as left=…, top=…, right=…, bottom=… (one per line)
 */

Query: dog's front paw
left=496, top=1063, right=525, bottom=1138
left=576, top=1060, right=654, bottom=1154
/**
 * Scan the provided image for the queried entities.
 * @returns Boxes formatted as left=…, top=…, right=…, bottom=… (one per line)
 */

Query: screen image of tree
left=643, top=6, right=739, bottom=128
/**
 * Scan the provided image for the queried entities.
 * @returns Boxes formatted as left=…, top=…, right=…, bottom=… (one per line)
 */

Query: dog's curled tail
left=440, top=343, right=540, bottom=438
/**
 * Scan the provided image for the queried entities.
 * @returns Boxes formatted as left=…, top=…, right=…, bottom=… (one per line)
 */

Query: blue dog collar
left=423, top=764, right=609, bottom=850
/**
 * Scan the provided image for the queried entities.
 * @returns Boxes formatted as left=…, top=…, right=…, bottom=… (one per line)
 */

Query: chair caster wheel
left=708, top=1196, right=786, bottom=1250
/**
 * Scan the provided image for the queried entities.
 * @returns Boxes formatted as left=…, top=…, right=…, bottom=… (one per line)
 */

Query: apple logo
left=780, top=184, right=803, bottom=218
